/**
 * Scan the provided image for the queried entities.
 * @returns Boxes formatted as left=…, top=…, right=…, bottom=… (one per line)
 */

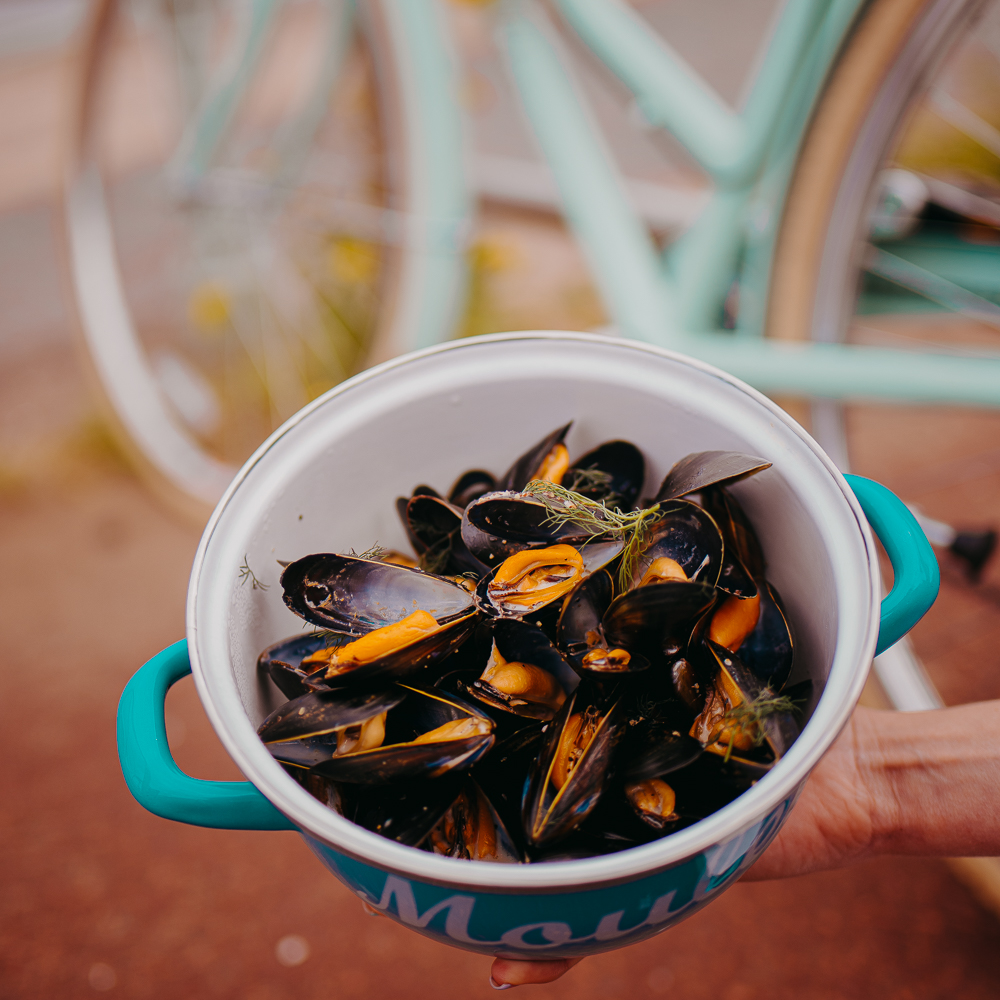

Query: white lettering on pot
left=373, top=875, right=484, bottom=944
left=500, top=922, right=573, bottom=950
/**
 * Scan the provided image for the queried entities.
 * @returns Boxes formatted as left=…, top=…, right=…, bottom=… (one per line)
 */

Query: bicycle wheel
left=769, top=0, right=997, bottom=389
left=64, top=0, right=469, bottom=519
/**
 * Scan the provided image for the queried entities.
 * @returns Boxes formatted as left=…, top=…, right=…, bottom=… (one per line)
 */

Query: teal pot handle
left=844, top=474, right=940, bottom=656
left=117, top=639, right=295, bottom=830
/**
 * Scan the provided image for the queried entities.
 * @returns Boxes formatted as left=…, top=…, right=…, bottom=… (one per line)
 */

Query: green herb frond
left=564, top=466, right=619, bottom=506
left=523, top=480, right=663, bottom=590
left=717, top=691, right=798, bottom=761
left=238, top=555, right=268, bottom=591
left=351, top=542, right=386, bottom=561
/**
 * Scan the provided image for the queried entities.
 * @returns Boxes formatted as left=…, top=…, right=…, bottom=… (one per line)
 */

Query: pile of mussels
left=256, top=423, right=805, bottom=863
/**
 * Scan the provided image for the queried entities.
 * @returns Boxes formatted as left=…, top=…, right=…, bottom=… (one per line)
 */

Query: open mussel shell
left=700, top=640, right=801, bottom=764
left=258, top=631, right=351, bottom=699
left=404, top=494, right=487, bottom=577
left=604, top=580, right=718, bottom=654
left=522, top=685, right=623, bottom=847
left=628, top=500, right=724, bottom=588
left=559, top=572, right=652, bottom=675
left=701, top=486, right=766, bottom=580
left=557, top=570, right=612, bottom=665
left=499, top=422, right=572, bottom=492
left=468, top=619, right=578, bottom=721
left=425, top=780, right=522, bottom=862
left=258, top=687, right=404, bottom=744
left=281, top=553, right=475, bottom=634
left=269, top=736, right=340, bottom=770
left=471, top=724, right=544, bottom=855
left=654, top=451, right=771, bottom=502
left=351, top=774, right=465, bottom=847
left=623, top=731, right=705, bottom=782
left=739, top=581, right=794, bottom=689
left=302, top=610, right=480, bottom=688
left=312, top=685, right=495, bottom=784
left=449, top=470, right=497, bottom=509
left=564, top=440, right=645, bottom=510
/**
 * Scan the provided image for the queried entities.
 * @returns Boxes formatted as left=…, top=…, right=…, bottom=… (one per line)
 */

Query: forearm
left=862, top=700, right=1000, bottom=858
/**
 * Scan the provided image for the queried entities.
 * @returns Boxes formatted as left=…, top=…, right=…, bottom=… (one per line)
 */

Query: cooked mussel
left=482, top=544, right=585, bottom=617
left=690, top=641, right=800, bottom=769
left=739, top=581, right=794, bottom=688
left=625, top=778, right=680, bottom=830
left=563, top=440, right=645, bottom=510
left=293, top=608, right=479, bottom=687
left=604, top=580, right=718, bottom=655
left=312, top=685, right=495, bottom=783
left=426, top=780, right=521, bottom=862
left=449, top=470, right=497, bottom=509
left=654, top=451, right=771, bottom=501
left=627, top=500, right=724, bottom=589
left=402, top=494, right=486, bottom=576
left=467, top=619, right=576, bottom=720
left=281, top=553, right=475, bottom=634
left=522, top=685, right=623, bottom=846
left=258, top=686, right=404, bottom=745
left=499, top=422, right=572, bottom=492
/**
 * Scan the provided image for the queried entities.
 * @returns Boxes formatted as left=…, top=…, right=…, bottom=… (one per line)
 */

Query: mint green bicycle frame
left=502, top=0, right=1000, bottom=407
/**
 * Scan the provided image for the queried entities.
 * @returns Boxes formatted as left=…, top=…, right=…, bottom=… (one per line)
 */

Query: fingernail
left=489, top=977, right=513, bottom=990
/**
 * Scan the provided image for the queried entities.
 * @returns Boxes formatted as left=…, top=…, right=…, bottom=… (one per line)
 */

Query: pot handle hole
left=116, top=639, right=296, bottom=830
left=844, top=474, right=940, bottom=656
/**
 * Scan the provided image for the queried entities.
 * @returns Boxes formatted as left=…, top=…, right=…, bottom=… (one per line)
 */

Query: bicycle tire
left=63, top=0, right=469, bottom=521
left=767, top=0, right=987, bottom=349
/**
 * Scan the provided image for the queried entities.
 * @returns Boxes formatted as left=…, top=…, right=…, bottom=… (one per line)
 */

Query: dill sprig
left=523, top=479, right=664, bottom=590
left=351, top=542, right=386, bottom=561
left=238, top=555, right=268, bottom=591
left=564, top=466, right=620, bottom=506
left=716, top=691, right=798, bottom=761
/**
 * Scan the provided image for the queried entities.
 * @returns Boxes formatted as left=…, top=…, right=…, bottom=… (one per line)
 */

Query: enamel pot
left=117, top=332, right=938, bottom=959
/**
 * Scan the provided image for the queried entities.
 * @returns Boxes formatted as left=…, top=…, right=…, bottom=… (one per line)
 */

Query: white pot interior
left=188, top=333, right=879, bottom=889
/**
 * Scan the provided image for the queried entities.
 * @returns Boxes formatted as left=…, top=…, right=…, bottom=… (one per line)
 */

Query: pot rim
left=187, top=331, right=879, bottom=892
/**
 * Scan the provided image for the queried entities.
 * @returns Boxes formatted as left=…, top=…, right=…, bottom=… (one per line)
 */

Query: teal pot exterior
left=304, top=797, right=796, bottom=958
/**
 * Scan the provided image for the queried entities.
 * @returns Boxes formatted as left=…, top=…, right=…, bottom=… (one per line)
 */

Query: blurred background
left=3, top=0, right=1000, bottom=996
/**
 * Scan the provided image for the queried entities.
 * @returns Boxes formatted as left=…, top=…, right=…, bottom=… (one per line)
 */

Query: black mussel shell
left=559, top=580, right=654, bottom=675
left=352, top=775, right=465, bottom=847
left=269, top=736, right=340, bottom=770
left=258, top=687, right=404, bottom=744
left=604, top=580, right=718, bottom=654
left=629, top=500, right=724, bottom=588
left=701, top=487, right=766, bottom=579
left=281, top=553, right=475, bottom=633
left=449, top=470, right=497, bottom=509
left=715, top=552, right=757, bottom=600
left=259, top=631, right=354, bottom=698
left=424, top=780, right=522, bottom=862
left=287, top=768, right=348, bottom=813
left=702, top=641, right=801, bottom=761
left=624, top=731, right=705, bottom=782
left=312, top=685, right=494, bottom=784
left=654, top=451, right=771, bottom=501
left=557, top=570, right=613, bottom=665
left=739, top=581, right=794, bottom=689
left=564, top=440, right=645, bottom=510
left=467, top=619, right=578, bottom=721
left=472, top=725, right=544, bottom=854
left=499, top=422, right=572, bottom=492
left=522, top=685, right=623, bottom=847
left=308, top=611, right=480, bottom=689
left=405, top=494, right=487, bottom=577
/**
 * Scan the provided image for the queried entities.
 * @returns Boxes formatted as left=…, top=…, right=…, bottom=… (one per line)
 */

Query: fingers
left=489, top=957, right=583, bottom=988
